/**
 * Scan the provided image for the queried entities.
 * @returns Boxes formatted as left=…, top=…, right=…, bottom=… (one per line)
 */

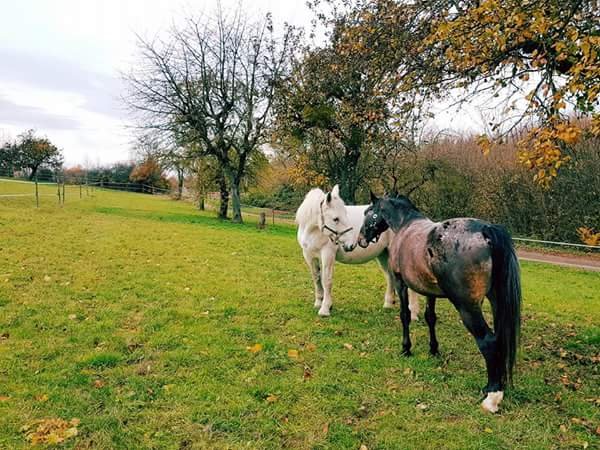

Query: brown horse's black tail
left=484, top=224, right=521, bottom=386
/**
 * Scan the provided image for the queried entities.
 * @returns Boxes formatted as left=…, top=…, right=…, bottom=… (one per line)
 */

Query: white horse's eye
left=333, top=218, right=339, bottom=223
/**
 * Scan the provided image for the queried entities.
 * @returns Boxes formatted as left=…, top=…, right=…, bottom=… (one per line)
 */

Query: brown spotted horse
left=357, top=192, right=521, bottom=413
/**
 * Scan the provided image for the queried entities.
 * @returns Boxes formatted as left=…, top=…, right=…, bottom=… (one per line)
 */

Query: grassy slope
left=0, top=182, right=598, bottom=449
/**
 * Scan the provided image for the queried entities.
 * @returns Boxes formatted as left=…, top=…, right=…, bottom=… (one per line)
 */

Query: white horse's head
left=319, top=185, right=355, bottom=251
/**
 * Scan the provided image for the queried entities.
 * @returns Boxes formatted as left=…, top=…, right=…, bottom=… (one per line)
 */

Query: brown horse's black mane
left=384, top=195, right=426, bottom=230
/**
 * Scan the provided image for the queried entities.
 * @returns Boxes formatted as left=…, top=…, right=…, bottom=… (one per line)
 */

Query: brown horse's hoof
left=481, top=391, right=504, bottom=413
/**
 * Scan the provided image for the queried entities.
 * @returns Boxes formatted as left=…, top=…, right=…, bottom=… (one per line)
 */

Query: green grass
left=0, top=180, right=599, bottom=449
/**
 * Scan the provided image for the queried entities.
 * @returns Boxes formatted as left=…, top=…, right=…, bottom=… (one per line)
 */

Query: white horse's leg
left=376, top=253, right=396, bottom=308
left=408, top=289, right=421, bottom=322
left=303, top=250, right=323, bottom=308
left=376, top=253, right=420, bottom=320
left=318, top=248, right=336, bottom=317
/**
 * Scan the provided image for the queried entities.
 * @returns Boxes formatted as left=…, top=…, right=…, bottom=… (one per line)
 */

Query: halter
left=320, top=200, right=353, bottom=245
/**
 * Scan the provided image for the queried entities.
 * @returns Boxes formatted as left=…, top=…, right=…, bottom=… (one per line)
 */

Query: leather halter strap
left=320, top=200, right=353, bottom=245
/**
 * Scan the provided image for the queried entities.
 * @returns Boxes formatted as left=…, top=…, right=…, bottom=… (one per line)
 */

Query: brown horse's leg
left=450, top=299, right=503, bottom=410
left=395, top=276, right=412, bottom=356
left=425, top=296, right=439, bottom=356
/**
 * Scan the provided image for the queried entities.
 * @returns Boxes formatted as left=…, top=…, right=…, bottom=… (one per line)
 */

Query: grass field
left=0, top=181, right=599, bottom=449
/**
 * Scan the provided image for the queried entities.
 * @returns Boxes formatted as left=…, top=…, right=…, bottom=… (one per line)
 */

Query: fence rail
left=2, top=178, right=597, bottom=251
left=512, top=237, right=599, bottom=250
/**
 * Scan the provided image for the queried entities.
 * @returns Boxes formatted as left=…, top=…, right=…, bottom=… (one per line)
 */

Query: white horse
left=296, top=185, right=420, bottom=317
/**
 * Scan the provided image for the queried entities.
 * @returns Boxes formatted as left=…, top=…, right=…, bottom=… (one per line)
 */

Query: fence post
left=272, top=209, right=275, bottom=225
left=258, top=212, right=266, bottom=229
left=35, top=174, right=39, bottom=207
left=80, top=183, right=82, bottom=199
left=57, top=176, right=61, bottom=204
left=62, top=178, right=65, bottom=205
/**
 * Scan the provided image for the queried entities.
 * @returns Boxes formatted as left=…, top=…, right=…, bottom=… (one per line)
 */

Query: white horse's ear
left=331, top=185, right=340, bottom=198
left=326, top=191, right=332, bottom=203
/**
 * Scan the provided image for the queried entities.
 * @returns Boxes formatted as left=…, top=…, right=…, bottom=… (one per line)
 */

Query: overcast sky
left=0, top=0, right=480, bottom=167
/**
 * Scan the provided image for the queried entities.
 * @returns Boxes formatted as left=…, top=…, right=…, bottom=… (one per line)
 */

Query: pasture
left=0, top=182, right=598, bottom=449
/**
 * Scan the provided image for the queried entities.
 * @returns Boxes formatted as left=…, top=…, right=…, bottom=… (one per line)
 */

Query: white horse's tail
left=295, top=188, right=325, bottom=227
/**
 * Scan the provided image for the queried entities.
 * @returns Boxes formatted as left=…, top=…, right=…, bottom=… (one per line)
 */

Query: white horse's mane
left=295, top=188, right=325, bottom=227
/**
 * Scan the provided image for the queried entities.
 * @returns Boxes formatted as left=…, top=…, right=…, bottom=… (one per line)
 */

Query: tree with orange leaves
left=311, top=0, right=600, bottom=185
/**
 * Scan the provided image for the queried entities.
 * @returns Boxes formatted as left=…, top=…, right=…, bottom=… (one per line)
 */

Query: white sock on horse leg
left=408, top=290, right=420, bottom=321
left=481, top=391, right=504, bottom=413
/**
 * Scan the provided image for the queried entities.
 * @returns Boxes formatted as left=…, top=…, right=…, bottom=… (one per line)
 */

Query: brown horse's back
left=428, top=218, right=493, bottom=301
left=392, top=218, right=493, bottom=301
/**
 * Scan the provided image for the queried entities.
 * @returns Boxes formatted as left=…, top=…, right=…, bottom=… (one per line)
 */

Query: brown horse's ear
left=370, top=190, right=378, bottom=204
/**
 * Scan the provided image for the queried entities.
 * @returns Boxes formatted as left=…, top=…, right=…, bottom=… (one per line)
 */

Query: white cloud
left=0, top=0, right=313, bottom=166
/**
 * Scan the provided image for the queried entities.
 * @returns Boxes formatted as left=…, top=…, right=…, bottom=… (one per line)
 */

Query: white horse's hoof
left=481, top=391, right=504, bottom=413
left=383, top=302, right=395, bottom=309
left=318, top=307, right=331, bottom=317
left=314, top=300, right=323, bottom=308
left=411, top=313, right=419, bottom=322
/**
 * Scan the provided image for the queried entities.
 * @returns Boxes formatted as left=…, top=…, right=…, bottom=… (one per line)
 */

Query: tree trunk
left=339, top=178, right=357, bottom=204
left=218, top=171, right=229, bottom=219
left=338, top=131, right=363, bottom=204
left=198, top=195, right=205, bottom=211
left=29, top=165, right=39, bottom=181
left=338, top=153, right=361, bottom=203
left=177, top=167, right=184, bottom=200
left=230, top=182, right=243, bottom=223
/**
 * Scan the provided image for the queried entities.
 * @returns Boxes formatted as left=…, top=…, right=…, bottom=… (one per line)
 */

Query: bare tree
left=124, top=4, right=299, bottom=222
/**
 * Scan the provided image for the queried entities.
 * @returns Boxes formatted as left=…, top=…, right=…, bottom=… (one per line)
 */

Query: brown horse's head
left=358, top=192, right=422, bottom=248
left=358, top=191, right=389, bottom=248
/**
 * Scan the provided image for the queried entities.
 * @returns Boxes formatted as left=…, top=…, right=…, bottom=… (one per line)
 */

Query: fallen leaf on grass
left=93, top=380, right=105, bottom=388
left=0, top=395, right=9, bottom=402
left=416, top=402, right=428, bottom=411
left=305, top=343, right=316, bottom=352
left=43, top=275, right=51, bottom=282
left=560, top=374, right=582, bottom=390
left=287, top=349, right=299, bottom=359
left=343, top=343, right=353, bottom=350
left=360, top=445, right=368, bottom=450
left=68, top=314, right=77, bottom=321
left=484, top=427, right=493, bottom=433
left=559, top=424, right=568, bottom=433
left=247, top=343, right=262, bottom=354
left=136, top=364, right=152, bottom=376
left=0, top=332, right=8, bottom=340
left=303, top=366, right=312, bottom=380
left=35, top=394, right=48, bottom=402
left=322, top=423, right=329, bottom=434
left=22, top=418, right=79, bottom=445
left=266, top=394, right=278, bottom=403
